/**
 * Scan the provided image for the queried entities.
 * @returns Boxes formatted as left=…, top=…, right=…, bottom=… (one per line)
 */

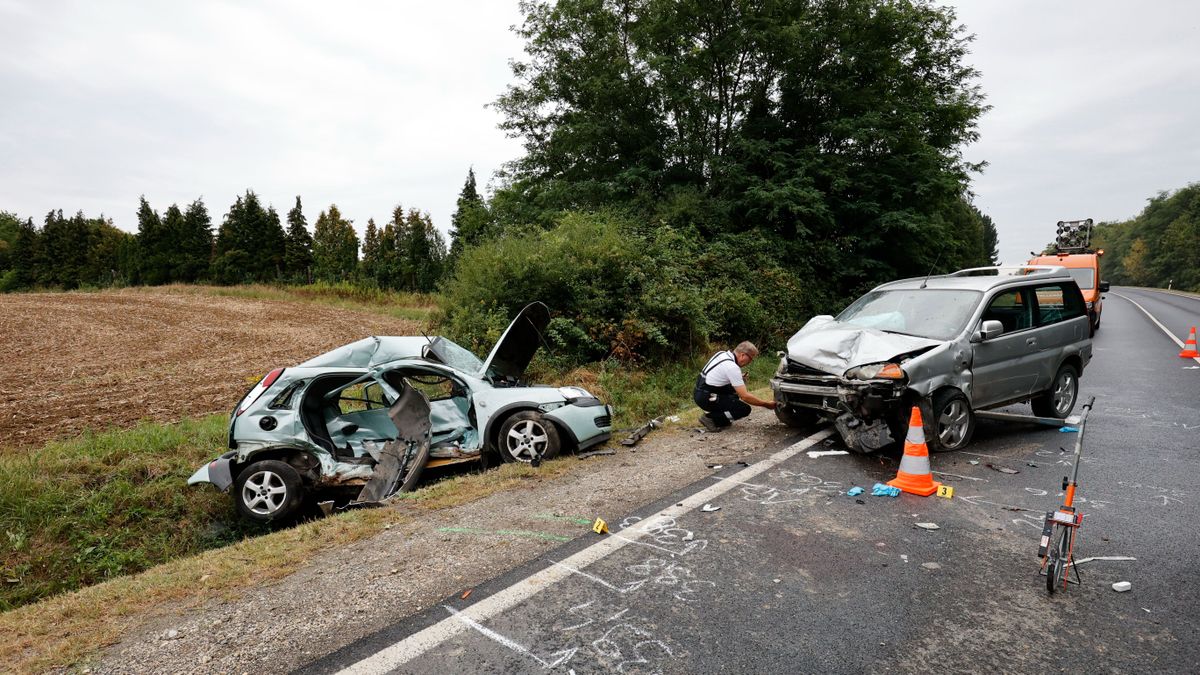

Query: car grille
left=594, top=414, right=611, bottom=428
left=786, top=360, right=831, bottom=377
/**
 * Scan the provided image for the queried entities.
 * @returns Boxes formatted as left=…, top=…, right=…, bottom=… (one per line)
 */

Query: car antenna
left=919, top=250, right=944, bottom=289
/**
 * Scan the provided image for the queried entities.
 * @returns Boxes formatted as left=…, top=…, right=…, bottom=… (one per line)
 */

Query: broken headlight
left=844, top=362, right=906, bottom=381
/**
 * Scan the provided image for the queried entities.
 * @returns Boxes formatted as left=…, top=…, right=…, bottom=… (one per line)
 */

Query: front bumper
left=771, top=375, right=906, bottom=452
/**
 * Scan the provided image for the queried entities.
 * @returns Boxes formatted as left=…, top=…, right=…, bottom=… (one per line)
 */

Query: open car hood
left=479, top=302, right=551, bottom=380
left=786, top=315, right=942, bottom=376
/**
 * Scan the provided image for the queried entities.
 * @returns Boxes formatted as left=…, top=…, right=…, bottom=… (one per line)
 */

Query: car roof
left=876, top=265, right=1074, bottom=292
left=297, top=336, right=435, bottom=369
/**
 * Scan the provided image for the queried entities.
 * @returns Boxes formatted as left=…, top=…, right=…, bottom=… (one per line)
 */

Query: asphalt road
left=302, top=287, right=1199, bottom=674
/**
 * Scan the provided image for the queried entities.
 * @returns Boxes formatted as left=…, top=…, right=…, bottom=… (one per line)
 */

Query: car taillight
left=237, top=368, right=285, bottom=416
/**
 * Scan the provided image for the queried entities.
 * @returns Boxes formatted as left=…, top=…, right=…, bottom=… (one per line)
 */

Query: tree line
left=0, top=191, right=448, bottom=292
left=439, top=0, right=1001, bottom=364
left=1093, top=183, right=1200, bottom=291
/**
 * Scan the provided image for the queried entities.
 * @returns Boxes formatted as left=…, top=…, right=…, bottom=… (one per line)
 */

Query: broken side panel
left=357, top=380, right=432, bottom=503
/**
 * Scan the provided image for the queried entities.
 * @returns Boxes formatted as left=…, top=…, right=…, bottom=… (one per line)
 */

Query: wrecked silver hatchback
left=771, top=267, right=1093, bottom=453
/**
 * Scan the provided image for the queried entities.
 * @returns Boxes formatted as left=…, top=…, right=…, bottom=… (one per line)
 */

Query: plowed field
left=0, top=287, right=423, bottom=450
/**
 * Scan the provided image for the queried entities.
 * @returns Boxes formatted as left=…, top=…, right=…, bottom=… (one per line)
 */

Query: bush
left=438, top=210, right=823, bottom=366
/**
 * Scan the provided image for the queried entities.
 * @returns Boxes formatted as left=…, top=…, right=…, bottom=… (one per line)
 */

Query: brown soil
left=0, top=287, right=422, bottom=451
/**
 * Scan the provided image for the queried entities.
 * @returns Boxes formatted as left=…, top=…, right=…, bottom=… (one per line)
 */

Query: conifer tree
left=213, top=190, right=286, bottom=283
left=135, top=196, right=168, bottom=285
left=10, top=217, right=42, bottom=289
left=176, top=199, right=213, bottom=282
left=283, top=196, right=314, bottom=283
left=448, top=168, right=490, bottom=261
left=361, top=218, right=381, bottom=285
left=311, top=204, right=359, bottom=282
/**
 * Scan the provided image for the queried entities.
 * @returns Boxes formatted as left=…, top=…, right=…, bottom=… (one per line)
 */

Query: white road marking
left=1112, top=291, right=1200, bottom=365
left=442, top=605, right=579, bottom=669
left=333, top=427, right=835, bottom=675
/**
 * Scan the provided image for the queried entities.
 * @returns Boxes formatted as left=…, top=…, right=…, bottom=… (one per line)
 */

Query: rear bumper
left=187, top=452, right=236, bottom=492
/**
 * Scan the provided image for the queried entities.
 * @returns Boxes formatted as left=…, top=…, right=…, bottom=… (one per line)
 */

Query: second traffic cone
left=1180, top=327, right=1199, bottom=358
left=887, top=407, right=942, bottom=497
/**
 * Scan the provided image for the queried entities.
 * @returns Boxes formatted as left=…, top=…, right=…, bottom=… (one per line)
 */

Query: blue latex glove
left=871, top=482, right=901, bottom=497
left=1059, top=426, right=1078, bottom=433
left=846, top=486, right=864, bottom=497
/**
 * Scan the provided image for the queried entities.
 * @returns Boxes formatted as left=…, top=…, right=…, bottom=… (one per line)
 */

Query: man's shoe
left=699, top=414, right=723, bottom=432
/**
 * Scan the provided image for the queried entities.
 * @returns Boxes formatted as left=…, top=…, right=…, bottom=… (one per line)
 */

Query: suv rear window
left=1034, top=283, right=1087, bottom=326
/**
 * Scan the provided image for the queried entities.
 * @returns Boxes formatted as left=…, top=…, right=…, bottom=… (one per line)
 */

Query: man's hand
left=734, top=385, right=775, bottom=409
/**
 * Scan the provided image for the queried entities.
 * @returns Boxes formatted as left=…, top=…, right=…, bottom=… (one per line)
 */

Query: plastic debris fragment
left=846, top=486, right=865, bottom=497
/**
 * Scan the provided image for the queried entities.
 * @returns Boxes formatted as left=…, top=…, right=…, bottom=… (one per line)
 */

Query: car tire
left=1032, top=364, right=1079, bottom=419
left=233, top=459, right=305, bottom=524
left=497, top=411, right=561, bottom=463
left=924, top=389, right=974, bottom=453
left=774, top=403, right=817, bottom=429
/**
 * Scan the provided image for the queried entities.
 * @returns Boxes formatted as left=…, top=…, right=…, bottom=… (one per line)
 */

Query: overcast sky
left=2, top=1, right=1197, bottom=265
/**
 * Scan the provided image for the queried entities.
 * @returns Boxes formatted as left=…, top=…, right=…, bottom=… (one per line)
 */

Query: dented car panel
left=772, top=267, right=1093, bottom=453
left=188, top=302, right=614, bottom=523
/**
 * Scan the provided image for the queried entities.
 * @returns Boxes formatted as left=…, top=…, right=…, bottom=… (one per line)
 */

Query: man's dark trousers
left=693, top=390, right=752, bottom=428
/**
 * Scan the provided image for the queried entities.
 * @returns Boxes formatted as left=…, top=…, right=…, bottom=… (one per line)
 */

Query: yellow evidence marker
left=592, top=518, right=609, bottom=534
left=936, top=485, right=954, bottom=499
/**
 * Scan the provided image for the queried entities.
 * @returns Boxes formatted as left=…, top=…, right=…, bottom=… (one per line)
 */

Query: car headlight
left=844, top=363, right=906, bottom=380
left=557, top=386, right=593, bottom=401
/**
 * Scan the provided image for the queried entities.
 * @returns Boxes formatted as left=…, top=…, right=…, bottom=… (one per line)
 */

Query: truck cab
left=1028, top=219, right=1110, bottom=331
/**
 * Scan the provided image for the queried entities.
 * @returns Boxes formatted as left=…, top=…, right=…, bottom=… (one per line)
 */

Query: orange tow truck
left=1029, top=218, right=1110, bottom=331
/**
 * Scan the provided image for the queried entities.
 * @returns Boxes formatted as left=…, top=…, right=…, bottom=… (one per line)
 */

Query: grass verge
left=0, top=448, right=581, bottom=673
left=546, top=350, right=781, bottom=428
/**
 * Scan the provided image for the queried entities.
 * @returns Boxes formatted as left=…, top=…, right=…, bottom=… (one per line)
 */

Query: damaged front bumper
left=771, top=370, right=907, bottom=452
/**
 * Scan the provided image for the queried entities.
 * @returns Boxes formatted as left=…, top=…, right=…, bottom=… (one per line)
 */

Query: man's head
left=733, top=341, right=758, bottom=367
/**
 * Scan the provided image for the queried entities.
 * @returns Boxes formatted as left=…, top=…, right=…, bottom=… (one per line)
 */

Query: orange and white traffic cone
left=1180, top=327, right=1199, bottom=358
left=887, top=407, right=942, bottom=497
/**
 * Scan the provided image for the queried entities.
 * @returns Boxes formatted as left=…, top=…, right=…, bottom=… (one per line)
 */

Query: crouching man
left=693, top=341, right=776, bottom=432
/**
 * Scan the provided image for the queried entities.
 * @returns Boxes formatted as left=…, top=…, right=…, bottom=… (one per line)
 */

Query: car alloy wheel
left=937, top=399, right=971, bottom=448
left=497, top=410, right=562, bottom=463
left=233, top=459, right=305, bottom=523
left=1052, top=371, right=1077, bottom=416
left=241, top=469, right=289, bottom=516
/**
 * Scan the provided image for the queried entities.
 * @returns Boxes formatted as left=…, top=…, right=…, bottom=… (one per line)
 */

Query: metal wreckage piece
left=354, top=379, right=432, bottom=506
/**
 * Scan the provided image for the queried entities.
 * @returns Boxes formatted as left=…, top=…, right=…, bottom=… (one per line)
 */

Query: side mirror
left=972, top=319, right=1004, bottom=342
left=1098, top=281, right=1110, bottom=292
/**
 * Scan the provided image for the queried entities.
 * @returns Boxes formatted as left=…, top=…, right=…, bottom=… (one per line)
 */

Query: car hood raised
left=479, top=301, right=551, bottom=380
left=786, top=315, right=942, bottom=376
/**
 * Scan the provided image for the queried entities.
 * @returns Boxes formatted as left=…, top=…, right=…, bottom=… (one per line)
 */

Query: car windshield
left=837, top=289, right=982, bottom=341
left=1066, top=268, right=1095, bottom=290
left=428, top=337, right=484, bottom=373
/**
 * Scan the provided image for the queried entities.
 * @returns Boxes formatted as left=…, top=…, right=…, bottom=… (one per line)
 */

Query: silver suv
left=770, top=266, right=1092, bottom=453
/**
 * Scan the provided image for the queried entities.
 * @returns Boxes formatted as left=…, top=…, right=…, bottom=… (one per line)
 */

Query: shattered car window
left=427, top=337, right=484, bottom=374
left=837, top=289, right=981, bottom=341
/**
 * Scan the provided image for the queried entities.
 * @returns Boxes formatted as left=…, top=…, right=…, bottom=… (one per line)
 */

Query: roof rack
left=949, top=265, right=1063, bottom=277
